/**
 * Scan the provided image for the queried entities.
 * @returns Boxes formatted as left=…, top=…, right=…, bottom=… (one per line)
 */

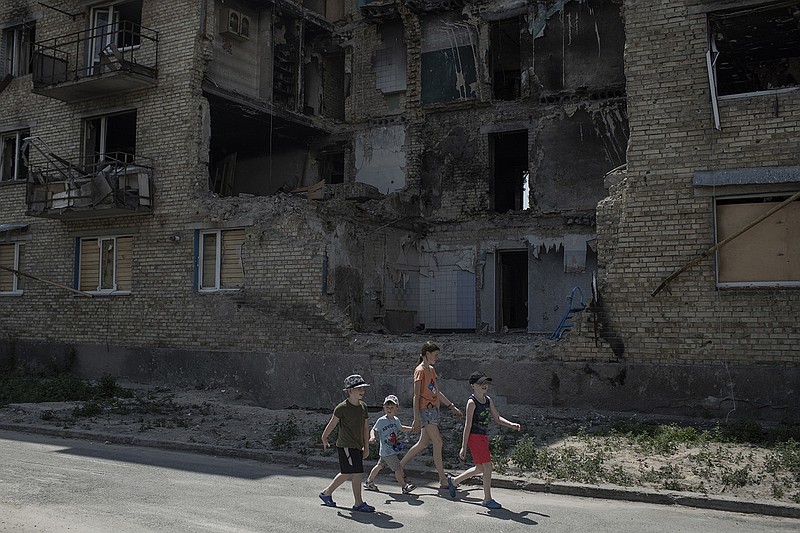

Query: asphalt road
left=0, top=430, right=796, bottom=532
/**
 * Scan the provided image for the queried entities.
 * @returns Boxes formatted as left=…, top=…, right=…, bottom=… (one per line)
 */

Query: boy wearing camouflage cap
left=319, top=374, right=375, bottom=513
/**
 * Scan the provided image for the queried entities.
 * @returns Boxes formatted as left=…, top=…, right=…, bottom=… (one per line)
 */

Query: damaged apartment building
left=0, top=0, right=796, bottom=418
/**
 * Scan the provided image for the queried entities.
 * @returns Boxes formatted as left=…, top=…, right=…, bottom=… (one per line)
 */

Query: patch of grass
left=0, top=371, right=131, bottom=407
left=271, top=415, right=299, bottom=449
left=766, top=439, right=800, bottom=481
left=73, top=401, right=103, bottom=418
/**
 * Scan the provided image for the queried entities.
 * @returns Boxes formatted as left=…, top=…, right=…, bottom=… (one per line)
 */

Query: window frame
left=2, top=23, right=35, bottom=78
left=705, top=1, right=800, bottom=113
left=0, top=241, right=24, bottom=295
left=88, top=0, right=143, bottom=75
left=197, top=228, right=245, bottom=292
left=0, top=129, right=30, bottom=181
left=76, top=234, right=133, bottom=295
left=713, top=192, right=800, bottom=288
left=82, top=110, right=137, bottom=166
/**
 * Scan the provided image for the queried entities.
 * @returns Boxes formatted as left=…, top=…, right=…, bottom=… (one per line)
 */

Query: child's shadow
left=337, top=510, right=403, bottom=529
left=458, top=493, right=547, bottom=526
left=483, top=508, right=544, bottom=525
left=382, top=493, right=423, bottom=507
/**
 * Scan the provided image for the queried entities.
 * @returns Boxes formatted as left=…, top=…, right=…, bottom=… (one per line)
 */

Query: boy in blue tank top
left=447, top=371, right=521, bottom=510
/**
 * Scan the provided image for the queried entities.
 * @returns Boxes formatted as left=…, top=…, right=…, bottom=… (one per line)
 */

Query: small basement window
left=707, top=1, right=800, bottom=99
left=715, top=194, right=800, bottom=287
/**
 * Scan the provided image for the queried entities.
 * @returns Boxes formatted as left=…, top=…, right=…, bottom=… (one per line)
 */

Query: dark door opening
left=490, top=17, right=521, bottom=100
left=498, top=250, right=528, bottom=330
left=491, top=130, right=529, bottom=213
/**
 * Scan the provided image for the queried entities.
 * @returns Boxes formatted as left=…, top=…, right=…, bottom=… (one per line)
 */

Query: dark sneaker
left=319, top=492, right=336, bottom=507
left=447, top=475, right=457, bottom=498
left=402, top=483, right=416, bottom=494
left=352, top=502, right=375, bottom=513
left=363, top=480, right=379, bottom=491
left=482, top=499, right=502, bottom=510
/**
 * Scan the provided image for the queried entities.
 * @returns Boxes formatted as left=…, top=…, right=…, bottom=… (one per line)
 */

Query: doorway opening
left=498, top=250, right=528, bottom=330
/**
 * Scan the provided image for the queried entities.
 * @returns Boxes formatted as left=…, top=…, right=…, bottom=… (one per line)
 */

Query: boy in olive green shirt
left=319, top=374, right=375, bottom=513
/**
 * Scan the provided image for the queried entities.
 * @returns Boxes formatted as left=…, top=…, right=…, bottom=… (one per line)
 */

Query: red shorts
left=467, top=433, right=491, bottom=464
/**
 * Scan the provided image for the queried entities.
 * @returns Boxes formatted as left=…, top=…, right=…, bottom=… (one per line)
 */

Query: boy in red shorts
left=447, top=371, right=521, bottom=509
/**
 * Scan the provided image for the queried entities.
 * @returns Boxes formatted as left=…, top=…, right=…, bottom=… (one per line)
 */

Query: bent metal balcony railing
left=26, top=152, right=154, bottom=217
left=32, top=21, right=158, bottom=87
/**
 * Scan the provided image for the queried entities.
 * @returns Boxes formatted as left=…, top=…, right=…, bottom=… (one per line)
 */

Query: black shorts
left=337, top=447, right=364, bottom=474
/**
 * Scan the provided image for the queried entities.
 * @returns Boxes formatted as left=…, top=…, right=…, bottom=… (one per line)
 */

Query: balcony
left=26, top=151, right=154, bottom=220
left=32, top=21, right=158, bottom=103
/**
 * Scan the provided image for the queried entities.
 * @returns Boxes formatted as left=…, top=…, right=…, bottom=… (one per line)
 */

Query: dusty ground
left=1, top=384, right=797, bottom=507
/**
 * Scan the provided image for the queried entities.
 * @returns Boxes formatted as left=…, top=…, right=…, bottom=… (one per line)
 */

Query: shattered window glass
left=708, top=2, right=800, bottom=96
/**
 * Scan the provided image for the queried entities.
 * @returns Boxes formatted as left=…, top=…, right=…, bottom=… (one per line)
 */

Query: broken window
left=1, top=129, right=29, bottom=181
left=490, top=18, right=521, bottom=100
left=374, top=22, right=407, bottom=94
left=78, top=235, right=133, bottom=294
left=0, top=242, right=24, bottom=294
left=2, top=23, right=35, bottom=77
left=708, top=2, right=800, bottom=99
left=198, top=228, right=245, bottom=291
left=715, top=194, right=800, bottom=287
left=83, top=110, right=137, bottom=167
left=420, top=14, right=478, bottom=105
left=533, top=0, right=625, bottom=93
left=490, top=130, right=529, bottom=213
left=89, top=1, right=143, bottom=74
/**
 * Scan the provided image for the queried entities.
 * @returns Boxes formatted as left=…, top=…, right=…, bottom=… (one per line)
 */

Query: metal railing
left=32, top=21, right=158, bottom=87
left=26, top=150, right=154, bottom=215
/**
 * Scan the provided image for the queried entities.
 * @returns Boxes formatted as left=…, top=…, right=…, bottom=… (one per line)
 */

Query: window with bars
left=197, top=228, right=245, bottom=291
left=77, top=235, right=133, bottom=294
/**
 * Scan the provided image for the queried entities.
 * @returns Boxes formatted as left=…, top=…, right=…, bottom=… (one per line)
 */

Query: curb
left=1, top=422, right=799, bottom=519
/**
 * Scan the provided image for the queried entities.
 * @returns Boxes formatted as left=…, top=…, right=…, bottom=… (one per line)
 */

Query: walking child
left=364, top=395, right=416, bottom=494
left=447, top=371, right=521, bottom=510
left=319, top=374, right=375, bottom=513
left=399, top=340, right=463, bottom=488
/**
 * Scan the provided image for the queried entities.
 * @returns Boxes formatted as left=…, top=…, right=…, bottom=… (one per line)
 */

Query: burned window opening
left=83, top=110, right=137, bottom=167
left=708, top=1, right=800, bottom=98
left=491, top=130, right=529, bottom=213
left=2, top=22, right=36, bottom=78
left=490, top=17, right=521, bottom=100
left=207, top=94, right=326, bottom=197
left=498, top=250, right=528, bottom=331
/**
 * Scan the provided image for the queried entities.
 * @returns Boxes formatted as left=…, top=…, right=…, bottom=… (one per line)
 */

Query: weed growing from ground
left=271, top=415, right=300, bottom=449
